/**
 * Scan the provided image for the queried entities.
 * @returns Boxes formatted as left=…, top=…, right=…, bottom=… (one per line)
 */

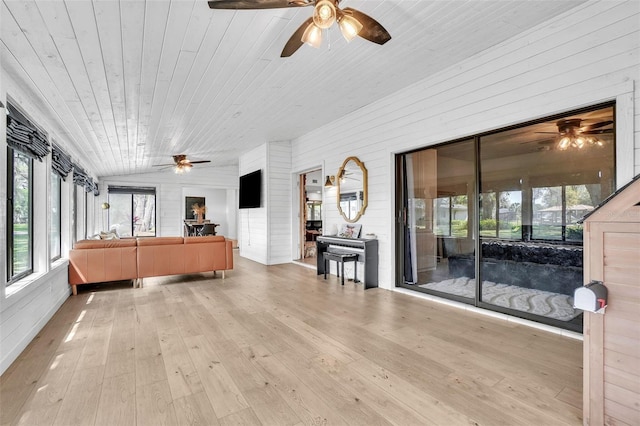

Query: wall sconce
left=324, top=175, right=335, bottom=187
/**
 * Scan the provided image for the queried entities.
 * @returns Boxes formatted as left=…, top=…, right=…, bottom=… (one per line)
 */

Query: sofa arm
left=68, top=243, right=138, bottom=295
left=225, top=239, right=234, bottom=270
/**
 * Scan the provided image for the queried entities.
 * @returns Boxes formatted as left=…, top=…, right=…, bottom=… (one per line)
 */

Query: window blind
left=6, top=112, right=50, bottom=161
left=108, top=185, right=156, bottom=195
left=52, top=143, right=73, bottom=180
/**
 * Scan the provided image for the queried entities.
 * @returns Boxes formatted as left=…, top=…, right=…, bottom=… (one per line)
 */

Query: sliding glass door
left=397, top=139, right=477, bottom=303
left=396, top=103, right=615, bottom=331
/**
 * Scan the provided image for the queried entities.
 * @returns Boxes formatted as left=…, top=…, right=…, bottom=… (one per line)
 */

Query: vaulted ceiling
left=1, top=0, right=586, bottom=178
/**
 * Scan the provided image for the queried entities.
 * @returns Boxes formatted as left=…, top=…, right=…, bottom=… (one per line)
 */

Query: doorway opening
left=297, top=169, right=323, bottom=268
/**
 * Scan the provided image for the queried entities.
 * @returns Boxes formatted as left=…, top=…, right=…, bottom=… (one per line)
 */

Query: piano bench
left=323, top=252, right=358, bottom=286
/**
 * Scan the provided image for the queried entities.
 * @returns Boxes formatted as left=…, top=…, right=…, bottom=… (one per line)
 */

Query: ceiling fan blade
left=582, top=120, right=613, bottom=130
left=208, top=0, right=312, bottom=9
left=188, top=160, right=212, bottom=164
left=153, top=163, right=175, bottom=167
left=281, top=17, right=314, bottom=57
left=343, top=7, right=391, bottom=45
left=581, top=129, right=614, bottom=135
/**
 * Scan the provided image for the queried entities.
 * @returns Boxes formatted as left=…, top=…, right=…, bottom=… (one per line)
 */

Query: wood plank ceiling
left=1, top=0, right=586, bottom=178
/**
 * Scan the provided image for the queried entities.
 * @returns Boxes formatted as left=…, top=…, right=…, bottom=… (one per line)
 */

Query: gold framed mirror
left=337, top=156, right=368, bottom=223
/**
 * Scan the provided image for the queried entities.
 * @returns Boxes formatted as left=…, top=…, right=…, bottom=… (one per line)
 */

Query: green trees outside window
left=7, top=148, right=33, bottom=283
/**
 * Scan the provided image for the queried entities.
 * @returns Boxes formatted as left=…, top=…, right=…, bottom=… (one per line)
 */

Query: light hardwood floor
left=1, top=253, right=583, bottom=425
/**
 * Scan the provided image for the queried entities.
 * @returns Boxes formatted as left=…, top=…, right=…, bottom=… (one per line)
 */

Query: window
left=435, top=195, right=469, bottom=237
left=108, top=186, right=156, bottom=237
left=71, top=184, right=77, bottom=244
left=50, top=171, right=61, bottom=261
left=532, top=184, right=595, bottom=241
left=479, top=190, right=522, bottom=239
left=7, top=147, right=33, bottom=283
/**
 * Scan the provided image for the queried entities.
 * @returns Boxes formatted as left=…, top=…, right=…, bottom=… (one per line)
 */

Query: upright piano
left=316, top=236, right=378, bottom=289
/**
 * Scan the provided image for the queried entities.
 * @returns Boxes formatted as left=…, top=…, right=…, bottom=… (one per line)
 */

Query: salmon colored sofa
left=68, top=236, right=233, bottom=295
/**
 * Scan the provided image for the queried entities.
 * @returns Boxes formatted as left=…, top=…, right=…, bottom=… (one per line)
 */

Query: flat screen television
left=239, top=169, right=262, bottom=209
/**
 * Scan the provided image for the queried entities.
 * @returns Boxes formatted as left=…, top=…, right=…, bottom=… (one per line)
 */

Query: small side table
left=323, top=252, right=358, bottom=285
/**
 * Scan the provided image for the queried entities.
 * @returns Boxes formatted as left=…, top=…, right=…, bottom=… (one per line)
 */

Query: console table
left=316, top=236, right=378, bottom=289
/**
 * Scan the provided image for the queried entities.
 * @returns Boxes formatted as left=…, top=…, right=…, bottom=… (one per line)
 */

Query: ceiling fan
left=534, top=118, right=613, bottom=150
left=207, top=0, right=391, bottom=57
left=154, top=155, right=211, bottom=174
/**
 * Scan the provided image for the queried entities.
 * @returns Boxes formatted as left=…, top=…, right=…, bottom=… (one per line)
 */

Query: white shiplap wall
left=291, top=0, right=640, bottom=290
left=239, top=144, right=268, bottom=264
left=267, top=141, right=292, bottom=264
left=238, top=141, right=292, bottom=265
left=0, top=72, right=84, bottom=375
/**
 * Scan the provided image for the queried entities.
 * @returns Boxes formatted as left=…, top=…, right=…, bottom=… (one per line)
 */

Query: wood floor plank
left=311, top=353, right=438, bottom=426
left=251, top=350, right=346, bottom=425
left=173, top=391, right=220, bottom=426
left=183, top=334, right=250, bottom=419
left=53, top=365, right=104, bottom=426
left=135, top=380, right=177, bottom=426
left=95, top=372, right=136, bottom=426
left=162, top=349, right=205, bottom=400
left=1, top=254, right=583, bottom=425
left=218, top=407, right=262, bottom=426
left=274, top=349, right=394, bottom=426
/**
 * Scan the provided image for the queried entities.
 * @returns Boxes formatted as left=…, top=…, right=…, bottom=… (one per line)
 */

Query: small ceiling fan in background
left=154, top=155, right=211, bottom=174
left=536, top=118, right=614, bottom=150
left=208, top=0, right=391, bottom=57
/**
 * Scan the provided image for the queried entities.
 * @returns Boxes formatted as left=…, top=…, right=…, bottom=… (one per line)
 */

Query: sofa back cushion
left=73, top=239, right=137, bottom=249
left=184, top=236, right=225, bottom=244
left=137, top=236, right=184, bottom=246
left=183, top=236, right=230, bottom=273
left=137, top=237, right=185, bottom=277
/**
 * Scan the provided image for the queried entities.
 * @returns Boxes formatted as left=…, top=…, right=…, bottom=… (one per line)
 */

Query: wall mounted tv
left=239, top=169, right=262, bottom=209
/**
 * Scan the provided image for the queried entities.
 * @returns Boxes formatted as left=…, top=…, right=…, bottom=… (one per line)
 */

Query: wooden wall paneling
left=239, top=144, right=268, bottom=264
left=120, top=0, right=145, bottom=164
left=267, top=141, right=292, bottom=265
left=582, top=182, right=640, bottom=425
left=34, top=1, right=104, bottom=158
left=93, top=0, right=128, bottom=166
left=146, top=1, right=194, bottom=156
left=156, top=6, right=212, bottom=150
left=584, top=221, right=605, bottom=426
left=136, top=0, right=171, bottom=155
left=65, top=0, right=120, bottom=173
left=163, top=11, right=233, bottom=152
left=183, top=13, right=275, bottom=147
left=0, top=5, right=83, bottom=140
left=171, top=13, right=253, bottom=148
left=4, top=1, right=77, bottom=103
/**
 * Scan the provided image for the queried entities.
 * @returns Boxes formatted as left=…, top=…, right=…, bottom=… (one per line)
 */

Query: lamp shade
left=313, top=0, right=336, bottom=29
left=302, top=24, right=323, bottom=48
left=338, top=13, right=362, bottom=42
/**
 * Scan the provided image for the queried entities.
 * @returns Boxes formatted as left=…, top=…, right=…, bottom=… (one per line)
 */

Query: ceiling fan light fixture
left=174, top=163, right=193, bottom=174
left=313, top=0, right=336, bottom=29
left=302, top=23, right=323, bottom=48
left=338, top=12, right=363, bottom=42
